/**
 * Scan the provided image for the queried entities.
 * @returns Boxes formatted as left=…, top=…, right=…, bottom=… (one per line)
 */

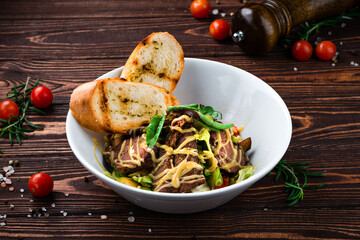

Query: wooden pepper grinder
left=231, top=0, right=360, bottom=55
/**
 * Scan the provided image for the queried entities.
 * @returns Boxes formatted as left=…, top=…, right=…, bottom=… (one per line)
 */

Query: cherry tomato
left=215, top=175, right=229, bottom=189
left=31, top=86, right=53, bottom=108
left=0, top=100, right=19, bottom=121
left=209, top=19, right=230, bottom=40
left=232, top=126, right=240, bottom=136
left=291, top=40, right=313, bottom=61
left=316, top=41, right=336, bottom=60
left=28, top=172, right=54, bottom=197
left=190, top=0, right=211, bottom=19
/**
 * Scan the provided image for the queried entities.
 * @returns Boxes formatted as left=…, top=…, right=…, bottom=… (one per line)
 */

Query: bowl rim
left=66, top=57, right=292, bottom=200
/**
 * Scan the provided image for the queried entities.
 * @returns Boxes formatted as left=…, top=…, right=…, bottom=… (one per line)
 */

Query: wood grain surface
left=1, top=0, right=360, bottom=239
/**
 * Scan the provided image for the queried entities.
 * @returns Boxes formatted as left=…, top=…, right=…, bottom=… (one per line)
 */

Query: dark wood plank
left=0, top=15, right=359, bottom=60
left=0, top=0, right=242, bottom=19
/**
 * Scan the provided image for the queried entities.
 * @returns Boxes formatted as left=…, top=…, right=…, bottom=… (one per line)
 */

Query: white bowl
left=66, top=58, right=292, bottom=213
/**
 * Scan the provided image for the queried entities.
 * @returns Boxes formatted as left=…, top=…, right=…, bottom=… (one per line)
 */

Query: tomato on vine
left=292, top=40, right=313, bottom=61
left=190, top=0, right=211, bottom=19
left=31, top=86, right=53, bottom=109
left=209, top=19, right=230, bottom=40
left=0, top=100, right=19, bottom=121
left=316, top=41, right=336, bottom=60
left=28, top=172, right=54, bottom=197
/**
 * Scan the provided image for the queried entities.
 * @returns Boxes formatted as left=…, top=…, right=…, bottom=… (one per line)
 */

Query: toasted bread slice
left=70, top=78, right=179, bottom=133
left=120, top=32, right=184, bottom=93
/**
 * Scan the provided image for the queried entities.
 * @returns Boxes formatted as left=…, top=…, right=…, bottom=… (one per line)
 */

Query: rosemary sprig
left=0, top=77, right=46, bottom=154
left=282, top=6, right=360, bottom=45
left=299, top=6, right=360, bottom=41
left=271, top=160, right=326, bottom=207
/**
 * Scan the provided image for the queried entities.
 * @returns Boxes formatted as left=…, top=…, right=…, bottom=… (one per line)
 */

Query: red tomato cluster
left=0, top=86, right=53, bottom=121
left=292, top=40, right=336, bottom=61
left=190, top=0, right=230, bottom=41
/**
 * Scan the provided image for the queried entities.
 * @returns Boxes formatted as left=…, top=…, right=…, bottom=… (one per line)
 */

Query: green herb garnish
left=282, top=6, right=360, bottom=46
left=166, top=103, right=200, bottom=113
left=199, top=105, right=222, bottom=121
left=146, top=114, right=166, bottom=148
left=0, top=77, right=46, bottom=154
left=167, top=104, right=233, bottom=131
left=271, top=160, right=326, bottom=207
left=298, top=6, right=360, bottom=41
left=146, top=104, right=234, bottom=148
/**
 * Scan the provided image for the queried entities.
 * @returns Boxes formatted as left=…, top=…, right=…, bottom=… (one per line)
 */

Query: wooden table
left=1, top=1, right=359, bottom=239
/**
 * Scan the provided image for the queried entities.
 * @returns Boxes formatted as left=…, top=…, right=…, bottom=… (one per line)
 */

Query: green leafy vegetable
left=271, top=160, right=326, bottom=207
left=166, top=104, right=200, bottom=113
left=146, top=114, right=166, bottom=148
left=199, top=105, right=223, bottom=121
left=146, top=104, right=234, bottom=148
left=207, top=167, right=223, bottom=188
left=197, top=111, right=233, bottom=130
left=236, top=165, right=255, bottom=183
left=132, top=175, right=153, bottom=188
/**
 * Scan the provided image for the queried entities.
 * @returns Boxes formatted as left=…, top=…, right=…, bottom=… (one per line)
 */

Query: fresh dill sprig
left=0, top=77, right=46, bottom=154
left=271, top=160, right=326, bottom=207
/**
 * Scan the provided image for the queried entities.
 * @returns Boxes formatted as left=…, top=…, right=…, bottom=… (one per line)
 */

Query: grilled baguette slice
left=120, top=32, right=184, bottom=93
left=70, top=78, right=179, bottom=133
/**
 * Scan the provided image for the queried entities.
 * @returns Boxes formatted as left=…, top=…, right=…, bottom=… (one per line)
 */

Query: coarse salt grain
left=221, top=12, right=226, bottom=17
left=88, top=213, right=92, bottom=216
left=341, top=22, right=346, bottom=28
left=21, top=194, right=23, bottom=198
left=328, top=31, right=332, bottom=35
left=64, top=193, right=69, bottom=197
left=63, top=212, right=68, bottom=217
left=20, top=188, right=24, bottom=193
left=350, top=61, right=355, bottom=65
left=5, top=178, right=11, bottom=185
left=101, top=215, right=108, bottom=220
left=340, top=41, right=343, bottom=45
left=42, top=207, right=47, bottom=212
left=355, top=63, right=359, bottom=66
left=128, top=216, right=135, bottom=222
left=129, top=211, right=133, bottom=215
left=51, top=203, right=56, bottom=208
left=0, top=222, right=6, bottom=226
left=212, top=9, right=219, bottom=15
left=60, top=210, right=64, bottom=213
left=27, top=214, right=31, bottom=218
left=44, top=213, right=49, bottom=217
left=293, top=67, right=298, bottom=71
left=331, top=63, right=335, bottom=67
left=29, top=200, right=34, bottom=202
left=148, top=228, right=152, bottom=233
left=9, top=204, right=14, bottom=209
